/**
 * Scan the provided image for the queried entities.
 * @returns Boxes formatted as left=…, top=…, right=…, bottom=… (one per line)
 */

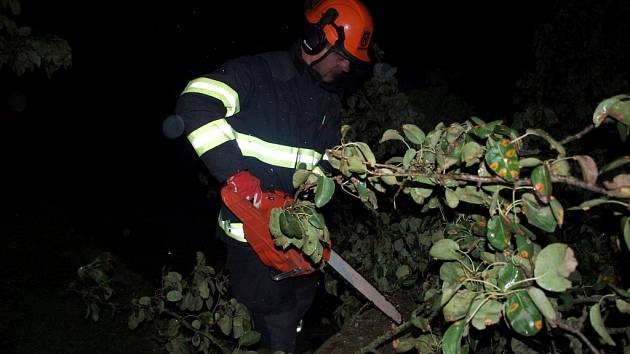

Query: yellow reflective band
left=187, top=121, right=323, bottom=170
left=236, top=134, right=322, bottom=170
left=182, top=78, right=240, bottom=117
left=187, top=119, right=236, bottom=156
left=218, top=214, right=247, bottom=243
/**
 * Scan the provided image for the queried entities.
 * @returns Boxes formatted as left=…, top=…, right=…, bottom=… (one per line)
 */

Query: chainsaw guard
left=221, top=186, right=331, bottom=277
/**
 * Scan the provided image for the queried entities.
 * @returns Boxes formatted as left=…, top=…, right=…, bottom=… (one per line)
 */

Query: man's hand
left=227, top=171, right=262, bottom=208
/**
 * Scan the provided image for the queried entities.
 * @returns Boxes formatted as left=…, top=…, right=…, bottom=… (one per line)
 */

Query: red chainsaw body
left=221, top=186, right=330, bottom=276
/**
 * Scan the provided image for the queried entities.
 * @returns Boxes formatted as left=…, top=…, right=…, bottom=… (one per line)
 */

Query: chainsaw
left=221, top=184, right=402, bottom=324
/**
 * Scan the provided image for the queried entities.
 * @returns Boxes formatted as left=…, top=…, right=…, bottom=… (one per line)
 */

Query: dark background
left=3, top=1, right=630, bottom=352
left=5, top=0, right=555, bottom=273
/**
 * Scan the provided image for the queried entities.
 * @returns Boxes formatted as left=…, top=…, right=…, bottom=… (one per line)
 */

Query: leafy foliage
left=275, top=86, right=630, bottom=352
left=0, top=0, right=72, bottom=77
left=69, top=252, right=261, bottom=354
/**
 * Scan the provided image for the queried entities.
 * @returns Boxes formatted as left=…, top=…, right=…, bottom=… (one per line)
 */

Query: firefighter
left=174, top=0, right=374, bottom=352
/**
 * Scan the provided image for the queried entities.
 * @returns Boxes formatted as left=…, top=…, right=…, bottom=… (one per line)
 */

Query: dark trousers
left=225, top=239, right=317, bottom=353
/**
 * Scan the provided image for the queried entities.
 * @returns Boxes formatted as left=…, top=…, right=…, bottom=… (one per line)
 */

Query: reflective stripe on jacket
left=175, top=43, right=341, bottom=242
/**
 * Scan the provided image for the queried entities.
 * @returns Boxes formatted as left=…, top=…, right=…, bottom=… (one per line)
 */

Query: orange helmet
left=303, top=0, right=374, bottom=63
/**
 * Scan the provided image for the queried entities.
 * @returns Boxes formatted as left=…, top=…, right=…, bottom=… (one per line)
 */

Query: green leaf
left=455, top=186, right=489, bottom=205
left=395, top=265, right=411, bottom=280
left=470, top=120, right=502, bottom=139
left=380, top=129, right=406, bottom=144
left=377, top=168, right=398, bottom=185
left=354, top=142, right=376, bottom=166
left=469, top=297, right=503, bottom=330
left=461, top=141, right=484, bottom=167
left=402, top=124, right=425, bottom=145
left=567, top=198, right=614, bottom=211
left=519, top=157, right=543, bottom=168
left=269, top=207, right=283, bottom=238
left=515, top=233, right=534, bottom=260
left=138, top=296, right=151, bottom=306
left=534, top=243, right=578, bottom=292
left=218, top=314, right=232, bottom=336
left=279, top=211, right=303, bottom=238
left=293, top=170, right=311, bottom=188
left=308, top=210, right=325, bottom=229
left=486, top=215, right=512, bottom=251
left=484, top=138, right=520, bottom=181
left=527, top=287, right=557, bottom=322
left=238, top=330, right=261, bottom=347
left=443, top=289, right=477, bottom=322
left=550, top=159, right=571, bottom=176
left=314, top=175, right=335, bottom=207
left=589, top=303, right=616, bottom=346
left=531, top=164, right=552, bottom=204
left=445, top=188, right=459, bottom=208
left=403, top=148, right=416, bottom=169
left=470, top=116, right=486, bottom=125
left=593, top=94, right=630, bottom=126
left=166, top=290, right=182, bottom=302
left=549, top=196, right=564, bottom=227
left=522, top=193, right=557, bottom=233
left=440, top=261, right=466, bottom=284
left=615, top=299, right=630, bottom=314
left=442, top=320, right=466, bottom=354
left=394, top=334, right=417, bottom=353
left=505, top=292, right=543, bottom=336
left=347, top=155, right=367, bottom=174
left=498, top=263, right=525, bottom=291
left=599, top=155, right=630, bottom=174
left=430, top=239, right=462, bottom=260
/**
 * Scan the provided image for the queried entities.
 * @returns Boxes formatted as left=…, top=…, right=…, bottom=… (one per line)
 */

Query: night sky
left=4, top=1, right=568, bottom=268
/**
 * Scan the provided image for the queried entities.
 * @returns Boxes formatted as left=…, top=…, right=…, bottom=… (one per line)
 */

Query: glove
left=226, top=171, right=262, bottom=208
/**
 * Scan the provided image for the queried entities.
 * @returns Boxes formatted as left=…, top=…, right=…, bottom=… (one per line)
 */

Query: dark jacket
left=175, top=43, right=342, bottom=236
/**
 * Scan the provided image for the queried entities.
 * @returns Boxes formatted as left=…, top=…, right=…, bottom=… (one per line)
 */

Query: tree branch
left=560, top=124, right=596, bottom=145
left=354, top=320, right=413, bottom=354
left=550, top=174, right=609, bottom=194
left=556, top=321, right=603, bottom=354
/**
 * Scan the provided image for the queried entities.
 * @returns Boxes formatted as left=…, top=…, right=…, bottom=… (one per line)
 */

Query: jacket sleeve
left=175, top=57, right=255, bottom=183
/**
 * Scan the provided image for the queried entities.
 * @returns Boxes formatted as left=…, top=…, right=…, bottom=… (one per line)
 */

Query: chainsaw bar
left=327, top=250, right=402, bottom=324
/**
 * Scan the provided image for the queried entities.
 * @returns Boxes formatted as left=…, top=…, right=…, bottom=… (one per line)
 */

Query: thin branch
left=556, top=321, right=603, bottom=354
left=560, top=124, right=596, bottom=145
left=354, top=320, right=413, bottom=354
left=550, top=174, right=609, bottom=194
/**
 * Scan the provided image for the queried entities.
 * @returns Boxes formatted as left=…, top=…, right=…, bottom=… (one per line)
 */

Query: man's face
left=311, top=49, right=351, bottom=83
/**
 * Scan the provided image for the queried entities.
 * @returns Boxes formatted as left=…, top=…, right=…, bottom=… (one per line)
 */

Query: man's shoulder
left=254, top=49, right=298, bottom=82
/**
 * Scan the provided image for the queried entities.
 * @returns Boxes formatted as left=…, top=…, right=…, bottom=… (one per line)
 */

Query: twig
left=354, top=320, right=414, bottom=354
left=550, top=174, right=609, bottom=194
left=556, top=321, right=603, bottom=354
left=560, top=125, right=596, bottom=145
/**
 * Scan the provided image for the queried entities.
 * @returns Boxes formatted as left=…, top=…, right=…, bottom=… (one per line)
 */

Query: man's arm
left=175, top=58, right=255, bottom=183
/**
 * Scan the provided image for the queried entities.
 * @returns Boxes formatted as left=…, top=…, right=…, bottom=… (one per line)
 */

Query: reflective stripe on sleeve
left=187, top=119, right=236, bottom=156
left=187, top=122, right=323, bottom=170
left=236, top=134, right=322, bottom=170
left=182, top=77, right=240, bottom=117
